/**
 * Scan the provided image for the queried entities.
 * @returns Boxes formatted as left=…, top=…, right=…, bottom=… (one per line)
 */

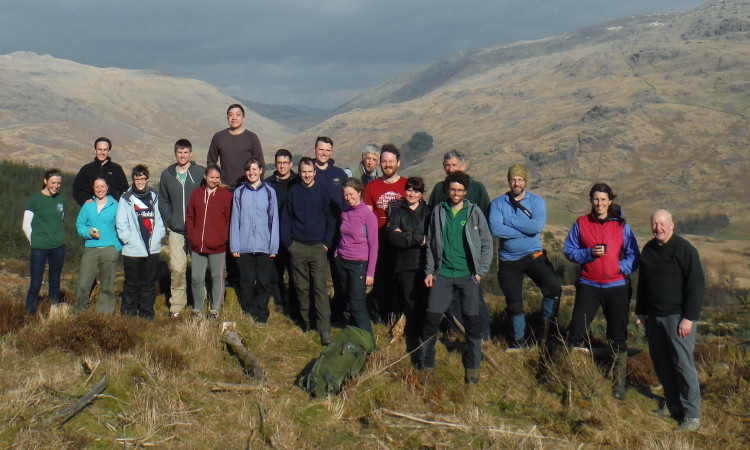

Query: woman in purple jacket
left=335, top=178, right=379, bottom=334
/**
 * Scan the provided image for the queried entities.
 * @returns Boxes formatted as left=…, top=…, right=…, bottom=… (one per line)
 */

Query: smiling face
left=45, top=175, right=62, bottom=195
left=227, top=107, right=245, bottom=131
left=206, top=168, right=221, bottom=189
left=299, top=162, right=316, bottom=186
left=590, top=191, right=612, bottom=220
left=343, top=186, right=361, bottom=207
left=175, top=147, right=192, bottom=167
left=404, top=187, right=423, bottom=206
left=93, top=179, right=108, bottom=200
left=275, top=155, right=292, bottom=178
left=245, top=162, right=263, bottom=184
left=132, top=175, right=148, bottom=191
left=651, top=209, right=675, bottom=244
left=448, top=182, right=467, bottom=206
left=380, top=151, right=400, bottom=178
left=509, top=176, right=526, bottom=198
left=314, top=141, right=333, bottom=165
left=443, top=157, right=465, bottom=175
left=95, top=141, right=110, bottom=163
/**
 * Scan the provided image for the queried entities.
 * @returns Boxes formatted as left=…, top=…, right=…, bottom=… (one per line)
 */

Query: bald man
left=636, top=209, right=704, bottom=432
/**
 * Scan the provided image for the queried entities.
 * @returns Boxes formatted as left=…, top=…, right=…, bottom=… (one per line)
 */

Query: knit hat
left=507, top=164, right=528, bottom=182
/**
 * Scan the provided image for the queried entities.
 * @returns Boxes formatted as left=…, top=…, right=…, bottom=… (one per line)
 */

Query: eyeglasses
left=275, top=161, right=292, bottom=165
left=133, top=177, right=148, bottom=182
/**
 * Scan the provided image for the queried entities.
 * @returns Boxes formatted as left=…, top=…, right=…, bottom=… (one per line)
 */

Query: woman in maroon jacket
left=186, top=164, right=233, bottom=317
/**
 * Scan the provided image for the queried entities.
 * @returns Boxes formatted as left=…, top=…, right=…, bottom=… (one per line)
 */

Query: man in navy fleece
left=281, top=157, right=336, bottom=346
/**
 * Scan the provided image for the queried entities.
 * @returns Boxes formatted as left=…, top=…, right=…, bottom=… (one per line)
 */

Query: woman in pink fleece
left=335, top=178, right=379, bottom=334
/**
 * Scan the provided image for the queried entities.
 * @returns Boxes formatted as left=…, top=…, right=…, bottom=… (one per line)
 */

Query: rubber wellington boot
left=613, top=351, right=628, bottom=400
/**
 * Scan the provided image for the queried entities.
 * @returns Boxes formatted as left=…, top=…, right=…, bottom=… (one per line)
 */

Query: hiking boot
left=169, top=312, right=180, bottom=319
left=654, top=403, right=682, bottom=420
left=320, top=331, right=332, bottom=346
left=677, top=417, right=700, bottom=432
left=464, top=368, right=480, bottom=384
left=613, top=351, right=627, bottom=401
left=208, top=309, right=219, bottom=319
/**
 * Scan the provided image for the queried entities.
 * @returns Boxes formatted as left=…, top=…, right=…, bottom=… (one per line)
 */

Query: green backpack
left=297, top=326, right=376, bottom=398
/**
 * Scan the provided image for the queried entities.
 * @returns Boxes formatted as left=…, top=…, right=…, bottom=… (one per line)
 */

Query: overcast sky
left=2, top=0, right=706, bottom=110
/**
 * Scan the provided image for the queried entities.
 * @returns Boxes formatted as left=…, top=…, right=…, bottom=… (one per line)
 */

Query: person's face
left=363, top=152, right=379, bottom=173
left=343, top=186, right=361, bottom=207
left=95, top=141, right=110, bottom=163
left=275, top=156, right=292, bottom=177
left=314, top=142, right=333, bottom=165
left=45, top=175, right=62, bottom=195
left=175, top=147, right=192, bottom=166
left=299, top=163, right=316, bottom=186
left=448, top=182, right=467, bottom=206
left=227, top=107, right=245, bottom=130
left=651, top=212, right=675, bottom=244
left=509, top=176, right=526, bottom=197
left=206, top=169, right=221, bottom=189
left=404, top=187, right=423, bottom=206
left=443, top=157, right=465, bottom=175
left=93, top=179, right=108, bottom=200
left=380, top=151, right=400, bottom=178
left=245, top=163, right=263, bottom=184
left=133, top=174, right=148, bottom=190
left=591, top=191, right=611, bottom=219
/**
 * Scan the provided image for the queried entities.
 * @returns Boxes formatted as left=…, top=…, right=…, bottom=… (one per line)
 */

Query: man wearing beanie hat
left=488, top=164, right=562, bottom=348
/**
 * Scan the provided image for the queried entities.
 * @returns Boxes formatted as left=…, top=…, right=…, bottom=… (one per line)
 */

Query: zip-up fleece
left=335, top=201, right=379, bottom=277
left=76, top=195, right=123, bottom=250
left=186, top=185, right=232, bottom=254
left=425, top=200, right=493, bottom=277
left=116, top=187, right=166, bottom=257
left=230, top=180, right=279, bottom=254
left=158, top=162, right=205, bottom=233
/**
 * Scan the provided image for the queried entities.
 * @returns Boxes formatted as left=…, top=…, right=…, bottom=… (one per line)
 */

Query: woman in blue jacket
left=75, top=178, right=122, bottom=313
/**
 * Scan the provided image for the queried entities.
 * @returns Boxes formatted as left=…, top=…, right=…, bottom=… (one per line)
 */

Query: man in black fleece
left=636, top=209, right=704, bottom=432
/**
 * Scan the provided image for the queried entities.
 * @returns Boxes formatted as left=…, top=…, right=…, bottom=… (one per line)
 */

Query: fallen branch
left=221, top=329, right=265, bottom=381
left=210, top=382, right=265, bottom=393
left=48, top=375, right=108, bottom=427
left=448, top=314, right=502, bottom=372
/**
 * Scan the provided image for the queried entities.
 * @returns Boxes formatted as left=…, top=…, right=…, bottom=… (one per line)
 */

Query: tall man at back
left=73, top=137, right=129, bottom=206
left=488, top=164, right=561, bottom=348
left=207, top=104, right=265, bottom=190
left=364, top=144, right=408, bottom=322
left=159, top=139, right=205, bottom=317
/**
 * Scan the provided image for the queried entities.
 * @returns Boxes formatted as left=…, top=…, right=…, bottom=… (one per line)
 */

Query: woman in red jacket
left=186, top=164, right=233, bottom=317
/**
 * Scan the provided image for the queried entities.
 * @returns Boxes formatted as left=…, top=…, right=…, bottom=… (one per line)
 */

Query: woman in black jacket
left=387, top=177, right=431, bottom=363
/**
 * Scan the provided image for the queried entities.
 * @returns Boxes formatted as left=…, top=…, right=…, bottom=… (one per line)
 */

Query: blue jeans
left=26, top=245, right=65, bottom=314
left=335, top=257, right=372, bottom=334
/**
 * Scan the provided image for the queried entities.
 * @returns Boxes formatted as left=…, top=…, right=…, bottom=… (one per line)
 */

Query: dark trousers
left=568, top=283, right=630, bottom=351
left=447, top=286, right=491, bottom=340
left=26, top=245, right=65, bottom=314
left=498, top=252, right=562, bottom=315
left=397, top=270, right=428, bottom=363
left=269, top=246, right=297, bottom=313
left=335, top=257, right=372, bottom=334
left=647, top=314, right=701, bottom=419
left=420, top=274, right=482, bottom=370
left=237, top=253, right=275, bottom=323
left=370, top=239, right=397, bottom=322
left=289, top=241, right=331, bottom=334
left=121, top=254, right=159, bottom=320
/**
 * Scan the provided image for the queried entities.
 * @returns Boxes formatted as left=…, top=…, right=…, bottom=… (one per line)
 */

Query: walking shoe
left=208, top=309, right=219, bottom=319
left=677, top=417, right=700, bottom=431
left=169, top=312, right=179, bottom=318
left=464, top=368, right=480, bottom=384
left=654, top=403, right=682, bottom=420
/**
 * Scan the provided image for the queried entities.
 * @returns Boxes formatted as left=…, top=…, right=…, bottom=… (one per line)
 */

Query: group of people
left=21, top=103, right=705, bottom=430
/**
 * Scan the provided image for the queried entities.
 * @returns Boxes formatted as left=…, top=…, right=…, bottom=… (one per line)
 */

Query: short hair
left=94, top=137, right=112, bottom=150
left=131, top=164, right=149, bottom=180
left=405, top=176, right=425, bottom=193
left=588, top=183, right=617, bottom=201
left=315, top=136, right=333, bottom=147
left=44, top=168, right=62, bottom=181
left=275, top=148, right=293, bottom=161
left=205, top=163, right=221, bottom=177
left=444, top=171, right=471, bottom=191
left=443, top=150, right=465, bottom=163
left=227, top=103, right=245, bottom=116
left=362, top=144, right=381, bottom=157
left=93, top=177, right=108, bottom=187
left=298, top=156, right=316, bottom=172
left=243, top=157, right=264, bottom=171
left=380, top=143, right=400, bottom=161
left=343, top=177, right=365, bottom=195
left=174, top=138, right=192, bottom=152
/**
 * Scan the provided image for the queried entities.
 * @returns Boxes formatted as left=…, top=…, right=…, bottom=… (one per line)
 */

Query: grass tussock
left=17, top=311, right=144, bottom=355
left=0, top=292, right=27, bottom=335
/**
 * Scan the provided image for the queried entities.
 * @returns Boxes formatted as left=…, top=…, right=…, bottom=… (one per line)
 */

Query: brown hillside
left=0, top=52, right=295, bottom=171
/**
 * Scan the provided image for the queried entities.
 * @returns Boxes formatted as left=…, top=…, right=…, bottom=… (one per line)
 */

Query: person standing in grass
left=74, top=178, right=122, bottom=314
left=22, top=168, right=67, bottom=315
left=116, top=165, right=166, bottom=320
left=636, top=209, right=704, bottom=432
left=335, top=178, right=379, bottom=335
left=186, top=164, right=232, bottom=318
left=563, top=183, right=640, bottom=400
left=230, top=158, right=279, bottom=323
left=420, top=171, right=493, bottom=384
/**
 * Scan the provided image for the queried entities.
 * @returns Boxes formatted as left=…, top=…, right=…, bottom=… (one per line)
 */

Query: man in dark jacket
left=72, top=137, right=129, bottom=206
left=158, top=139, right=205, bottom=317
left=636, top=209, right=704, bottom=432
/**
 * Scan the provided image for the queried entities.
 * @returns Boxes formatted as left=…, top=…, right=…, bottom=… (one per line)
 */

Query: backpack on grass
left=297, top=326, right=376, bottom=398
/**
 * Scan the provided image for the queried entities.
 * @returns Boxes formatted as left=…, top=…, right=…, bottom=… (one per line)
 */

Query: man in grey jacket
left=159, top=139, right=205, bottom=317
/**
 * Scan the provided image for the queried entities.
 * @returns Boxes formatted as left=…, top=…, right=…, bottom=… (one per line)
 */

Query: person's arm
left=424, top=210, right=437, bottom=285
left=563, top=220, right=594, bottom=264
left=269, top=188, right=279, bottom=256
left=323, top=191, right=336, bottom=250
left=618, top=224, right=640, bottom=275
left=72, top=171, right=89, bottom=206
left=387, top=209, right=412, bottom=249
left=365, top=209, right=379, bottom=280
left=363, top=183, right=375, bottom=211
left=22, top=210, right=33, bottom=242
left=76, top=205, right=93, bottom=240
left=158, top=173, right=173, bottom=231
left=488, top=198, right=526, bottom=238
left=185, top=190, right=197, bottom=245
left=207, top=134, right=220, bottom=165
left=152, top=192, right=166, bottom=246
left=475, top=208, right=494, bottom=277
left=115, top=199, right=130, bottom=245
left=680, top=243, right=705, bottom=322
left=250, top=132, right=265, bottom=169
left=229, top=190, right=241, bottom=254
left=505, top=195, right=547, bottom=235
